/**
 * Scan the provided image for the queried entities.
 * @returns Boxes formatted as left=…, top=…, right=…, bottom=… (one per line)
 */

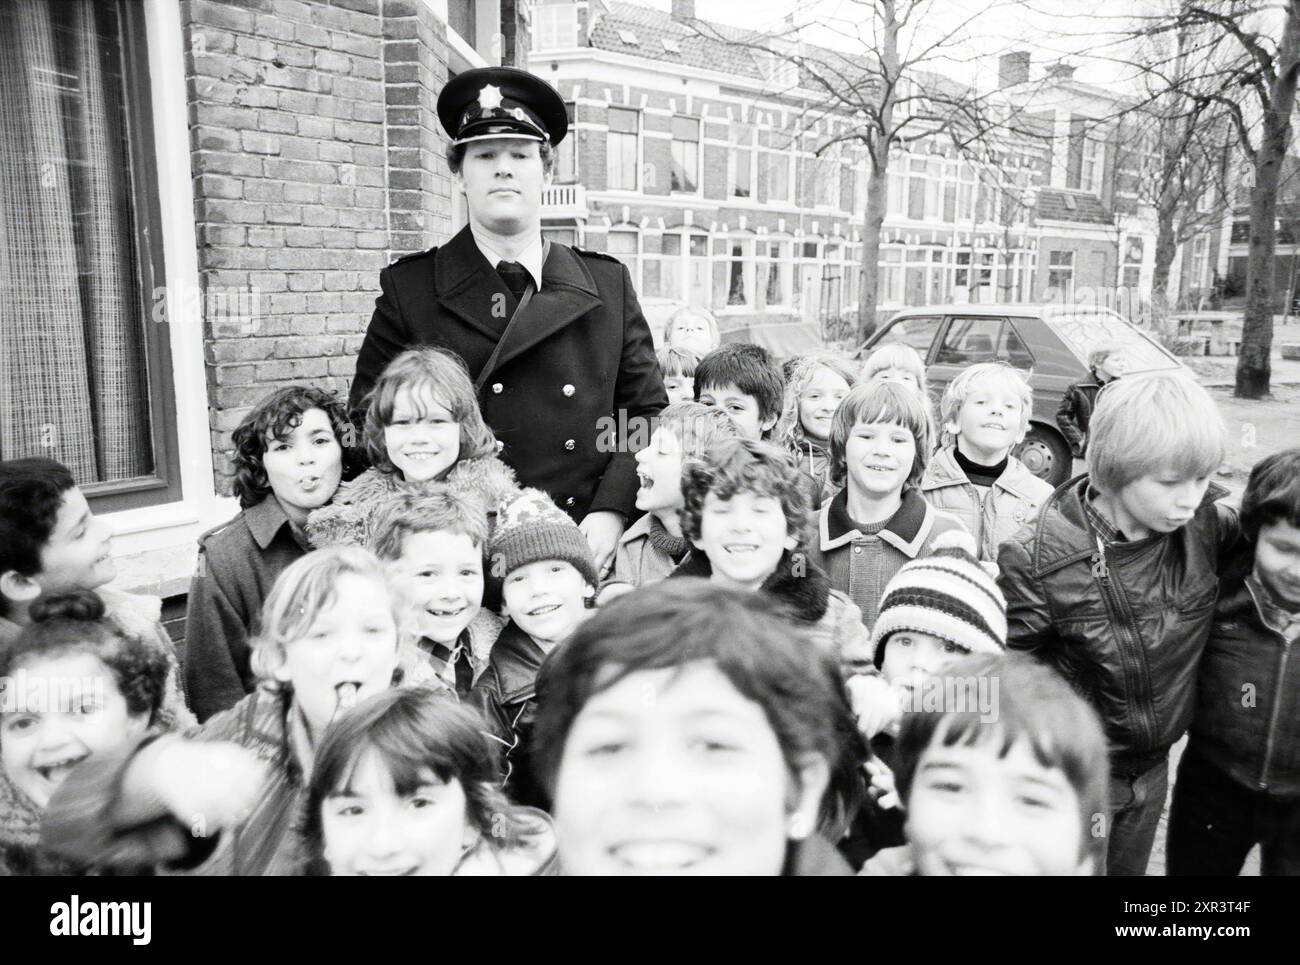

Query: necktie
left=430, top=640, right=475, bottom=697
left=496, top=260, right=531, bottom=303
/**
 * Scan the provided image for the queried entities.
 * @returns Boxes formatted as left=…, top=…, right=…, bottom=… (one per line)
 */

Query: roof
left=590, top=1, right=882, bottom=96
left=1033, top=188, right=1113, bottom=225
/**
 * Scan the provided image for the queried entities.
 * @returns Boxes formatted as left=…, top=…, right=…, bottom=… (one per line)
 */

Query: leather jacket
left=997, top=475, right=1239, bottom=773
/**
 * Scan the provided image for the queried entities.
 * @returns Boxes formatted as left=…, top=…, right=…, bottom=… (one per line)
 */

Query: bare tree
left=687, top=0, right=1036, bottom=344
left=1128, top=1, right=1299, bottom=396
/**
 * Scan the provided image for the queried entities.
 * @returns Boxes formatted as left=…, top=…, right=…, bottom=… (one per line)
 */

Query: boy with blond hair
left=998, top=372, right=1238, bottom=876
left=921, top=362, right=1052, bottom=563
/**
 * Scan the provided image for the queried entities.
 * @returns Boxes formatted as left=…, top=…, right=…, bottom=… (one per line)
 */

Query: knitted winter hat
left=489, top=488, right=598, bottom=588
left=870, top=530, right=1007, bottom=666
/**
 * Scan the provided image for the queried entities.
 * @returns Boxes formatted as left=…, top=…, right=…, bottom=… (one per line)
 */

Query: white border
left=104, top=0, right=236, bottom=593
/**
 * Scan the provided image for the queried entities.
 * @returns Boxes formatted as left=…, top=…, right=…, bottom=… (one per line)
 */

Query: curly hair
left=0, top=590, right=168, bottom=726
left=360, top=347, right=499, bottom=475
left=773, top=352, right=859, bottom=451
left=302, top=687, right=533, bottom=875
left=231, top=386, right=358, bottom=509
left=680, top=438, right=810, bottom=552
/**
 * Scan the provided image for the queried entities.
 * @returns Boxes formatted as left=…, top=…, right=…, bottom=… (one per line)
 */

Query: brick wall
left=184, top=0, right=452, bottom=496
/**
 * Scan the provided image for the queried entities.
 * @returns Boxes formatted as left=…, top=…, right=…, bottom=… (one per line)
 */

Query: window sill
left=104, top=495, right=239, bottom=599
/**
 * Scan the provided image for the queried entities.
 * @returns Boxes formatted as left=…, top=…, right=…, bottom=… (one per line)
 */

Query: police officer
left=350, top=67, right=666, bottom=576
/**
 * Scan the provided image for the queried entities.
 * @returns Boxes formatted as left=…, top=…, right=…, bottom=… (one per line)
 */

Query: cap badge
left=477, top=84, right=504, bottom=111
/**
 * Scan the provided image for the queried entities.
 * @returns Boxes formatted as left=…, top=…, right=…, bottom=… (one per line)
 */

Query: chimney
left=672, top=0, right=695, bottom=21
left=1047, top=62, right=1076, bottom=82
left=998, top=50, right=1030, bottom=88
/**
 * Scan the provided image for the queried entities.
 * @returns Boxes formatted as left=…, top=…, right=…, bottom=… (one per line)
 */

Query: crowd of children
left=1, top=306, right=1295, bottom=877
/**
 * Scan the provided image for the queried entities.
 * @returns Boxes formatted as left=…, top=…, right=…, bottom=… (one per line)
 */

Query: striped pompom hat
left=870, top=529, right=1007, bottom=667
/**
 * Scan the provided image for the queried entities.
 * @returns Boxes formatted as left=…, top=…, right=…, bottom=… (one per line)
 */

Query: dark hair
left=532, top=579, right=867, bottom=836
left=303, top=688, right=532, bottom=874
left=680, top=438, right=810, bottom=551
left=828, top=380, right=932, bottom=490
left=694, top=343, right=786, bottom=426
left=894, top=652, right=1110, bottom=866
left=1241, top=447, right=1300, bottom=543
left=445, top=138, right=556, bottom=176
left=0, top=590, right=169, bottom=724
left=0, top=458, right=76, bottom=580
left=231, top=386, right=358, bottom=509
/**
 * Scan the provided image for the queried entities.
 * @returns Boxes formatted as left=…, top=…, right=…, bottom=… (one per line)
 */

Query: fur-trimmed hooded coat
left=667, top=550, right=872, bottom=675
left=305, top=456, right=518, bottom=550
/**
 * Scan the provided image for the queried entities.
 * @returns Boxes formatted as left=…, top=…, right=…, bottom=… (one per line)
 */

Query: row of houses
left=527, top=0, right=1292, bottom=334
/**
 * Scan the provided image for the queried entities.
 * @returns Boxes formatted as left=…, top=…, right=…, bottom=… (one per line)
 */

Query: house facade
left=531, top=1, right=1232, bottom=334
left=0, top=0, right=516, bottom=630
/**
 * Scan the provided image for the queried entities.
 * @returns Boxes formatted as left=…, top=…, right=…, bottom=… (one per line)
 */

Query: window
left=532, top=4, right=578, bottom=50
left=880, top=248, right=904, bottom=303
left=670, top=116, right=699, bottom=193
left=1080, top=138, right=1103, bottom=194
left=763, top=241, right=790, bottom=307
left=731, top=124, right=753, bottom=198
left=642, top=233, right=683, bottom=300
left=616, top=29, right=639, bottom=46
left=554, top=102, right=577, bottom=182
left=881, top=315, right=943, bottom=361
left=607, top=107, right=639, bottom=190
left=1, top=0, right=180, bottom=511
left=661, top=37, right=681, bottom=54
left=606, top=229, right=640, bottom=289
left=761, top=150, right=790, bottom=203
left=1047, top=250, right=1075, bottom=295
left=542, top=227, right=578, bottom=247
left=713, top=238, right=755, bottom=307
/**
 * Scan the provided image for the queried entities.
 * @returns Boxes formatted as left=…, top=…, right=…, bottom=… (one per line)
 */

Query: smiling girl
left=1, top=591, right=187, bottom=874
left=774, top=353, right=858, bottom=509
left=305, top=688, right=556, bottom=875
left=307, top=347, right=518, bottom=550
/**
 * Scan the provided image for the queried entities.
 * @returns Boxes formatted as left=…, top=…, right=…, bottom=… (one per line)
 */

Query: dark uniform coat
left=349, top=225, right=667, bottom=521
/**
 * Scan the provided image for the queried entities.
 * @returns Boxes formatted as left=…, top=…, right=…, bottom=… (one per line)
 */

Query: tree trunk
left=1150, top=213, right=1179, bottom=338
left=1235, top=0, right=1299, bottom=398
left=855, top=0, right=899, bottom=346
left=858, top=159, right=887, bottom=345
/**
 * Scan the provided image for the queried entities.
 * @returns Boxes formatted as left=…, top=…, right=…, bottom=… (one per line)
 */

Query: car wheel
left=1015, top=425, right=1072, bottom=487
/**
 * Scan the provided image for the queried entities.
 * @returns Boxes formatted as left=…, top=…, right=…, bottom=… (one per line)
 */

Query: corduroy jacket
left=806, top=487, right=970, bottom=632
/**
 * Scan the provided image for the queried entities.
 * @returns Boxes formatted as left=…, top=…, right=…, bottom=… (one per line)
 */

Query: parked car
left=856, top=304, right=1187, bottom=485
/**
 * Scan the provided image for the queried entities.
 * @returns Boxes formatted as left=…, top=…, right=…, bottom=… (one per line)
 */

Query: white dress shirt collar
left=470, top=229, right=545, bottom=291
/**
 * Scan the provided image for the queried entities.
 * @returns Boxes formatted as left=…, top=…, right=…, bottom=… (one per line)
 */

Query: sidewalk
left=1182, top=353, right=1300, bottom=387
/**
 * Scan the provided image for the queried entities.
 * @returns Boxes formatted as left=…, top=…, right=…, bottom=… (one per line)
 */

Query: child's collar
left=245, top=496, right=303, bottom=551
left=819, top=487, right=933, bottom=557
left=671, top=550, right=829, bottom=623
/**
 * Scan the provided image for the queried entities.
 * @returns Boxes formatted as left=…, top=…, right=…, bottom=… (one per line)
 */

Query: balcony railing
left=542, top=183, right=588, bottom=220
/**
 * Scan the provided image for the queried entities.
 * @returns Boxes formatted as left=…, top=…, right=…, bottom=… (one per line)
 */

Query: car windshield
left=1043, top=309, right=1180, bottom=374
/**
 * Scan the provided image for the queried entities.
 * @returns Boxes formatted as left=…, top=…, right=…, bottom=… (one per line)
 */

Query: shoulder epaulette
left=197, top=519, right=235, bottom=545
left=571, top=246, right=620, bottom=264
left=390, top=245, right=438, bottom=268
